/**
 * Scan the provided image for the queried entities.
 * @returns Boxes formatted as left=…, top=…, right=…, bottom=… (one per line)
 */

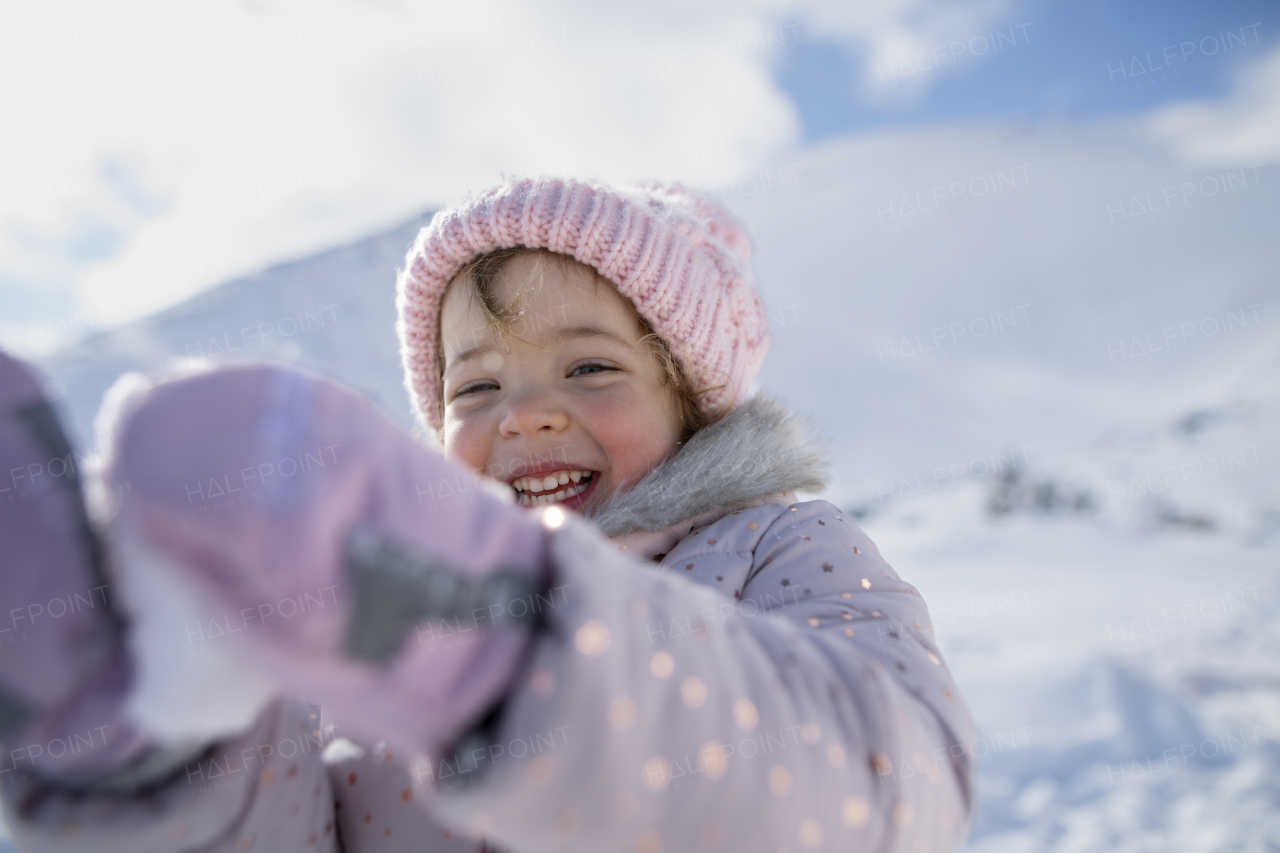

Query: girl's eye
left=570, top=361, right=616, bottom=377
left=455, top=381, right=498, bottom=397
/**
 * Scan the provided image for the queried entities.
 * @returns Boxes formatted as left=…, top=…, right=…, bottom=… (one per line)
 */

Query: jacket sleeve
left=422, top=500, right=977, bottom=853
left=0, top=699, right=341, bottom=853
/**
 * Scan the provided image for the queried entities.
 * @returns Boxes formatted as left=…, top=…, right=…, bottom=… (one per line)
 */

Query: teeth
left=514, top=477, right=590, bottom=506
left=511, top=470, right=591, bottom=494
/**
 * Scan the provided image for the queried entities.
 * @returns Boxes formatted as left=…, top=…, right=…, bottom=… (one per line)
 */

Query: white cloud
left=1145, top=44, right=1280, bottom=168
left=792, top=0, right=1018, bottom=102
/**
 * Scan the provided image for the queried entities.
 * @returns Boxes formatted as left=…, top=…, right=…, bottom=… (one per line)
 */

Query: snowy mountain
left=24, top=121, right=1280, bottom=851
left=36, top=215, right=430, bottom=451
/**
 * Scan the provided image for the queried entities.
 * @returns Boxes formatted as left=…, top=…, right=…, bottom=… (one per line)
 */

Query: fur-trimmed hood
left=585, top=394, right=830, bottom=539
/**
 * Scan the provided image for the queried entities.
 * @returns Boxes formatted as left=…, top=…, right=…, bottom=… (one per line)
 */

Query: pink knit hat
left=396, top=176, right=770, bottom=431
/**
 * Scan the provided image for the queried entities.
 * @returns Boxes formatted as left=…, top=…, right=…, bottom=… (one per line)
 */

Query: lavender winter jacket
left=2, top=397, right=976, bottom=853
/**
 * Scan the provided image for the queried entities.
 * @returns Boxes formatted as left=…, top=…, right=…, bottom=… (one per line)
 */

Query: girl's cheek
left=443, top=418, right=489, bottom=474
left=576, top=388, right=652, bottom=429
left=587, top=397, right=676, bottom=472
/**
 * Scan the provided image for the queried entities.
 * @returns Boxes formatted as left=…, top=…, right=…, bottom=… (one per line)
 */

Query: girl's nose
left=498, top=393, right=570, bottom=438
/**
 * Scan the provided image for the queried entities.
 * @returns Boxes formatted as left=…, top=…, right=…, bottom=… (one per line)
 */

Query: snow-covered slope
left=36, top=216, right=428, bottom=450
left=731, top=125, right=1275, bottom=512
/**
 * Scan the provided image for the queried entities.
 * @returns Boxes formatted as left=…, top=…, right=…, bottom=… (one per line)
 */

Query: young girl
left=0, top=177, right=976, bottom=852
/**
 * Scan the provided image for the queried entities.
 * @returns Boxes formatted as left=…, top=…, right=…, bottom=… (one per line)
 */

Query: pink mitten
left=0, top=351, right=156, bottom=786
left=106, top=364, right=557, bottom=768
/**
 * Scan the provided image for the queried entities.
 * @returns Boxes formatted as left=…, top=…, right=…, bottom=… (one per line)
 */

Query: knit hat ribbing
left=396, top=176, right=770, bottom=431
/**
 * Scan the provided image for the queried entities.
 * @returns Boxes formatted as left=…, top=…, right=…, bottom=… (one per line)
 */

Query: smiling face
left=439, top=251, right=686, bottom=513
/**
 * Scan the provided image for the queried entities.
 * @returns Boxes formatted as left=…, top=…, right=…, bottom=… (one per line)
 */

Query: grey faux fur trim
left=586, top=395, right=830, bottom=538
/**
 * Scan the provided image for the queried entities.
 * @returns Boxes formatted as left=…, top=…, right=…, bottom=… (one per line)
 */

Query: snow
left=877, top=493, right=1280, bottom=849
left=8, top=119, right=1279, bottom=849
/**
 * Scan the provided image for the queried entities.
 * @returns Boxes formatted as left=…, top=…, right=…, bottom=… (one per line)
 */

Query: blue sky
left=778, top=0, right=1279, bottom=138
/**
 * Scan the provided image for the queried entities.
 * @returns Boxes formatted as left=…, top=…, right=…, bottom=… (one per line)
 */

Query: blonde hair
left=437, top=247, right=727, bottom=442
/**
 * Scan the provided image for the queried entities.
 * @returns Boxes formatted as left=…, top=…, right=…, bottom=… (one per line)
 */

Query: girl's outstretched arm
left=428, top=501, right=976, bottom=853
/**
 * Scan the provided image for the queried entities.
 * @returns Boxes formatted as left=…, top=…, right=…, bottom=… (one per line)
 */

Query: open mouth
left=511, top=469, right=596, bottom=507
